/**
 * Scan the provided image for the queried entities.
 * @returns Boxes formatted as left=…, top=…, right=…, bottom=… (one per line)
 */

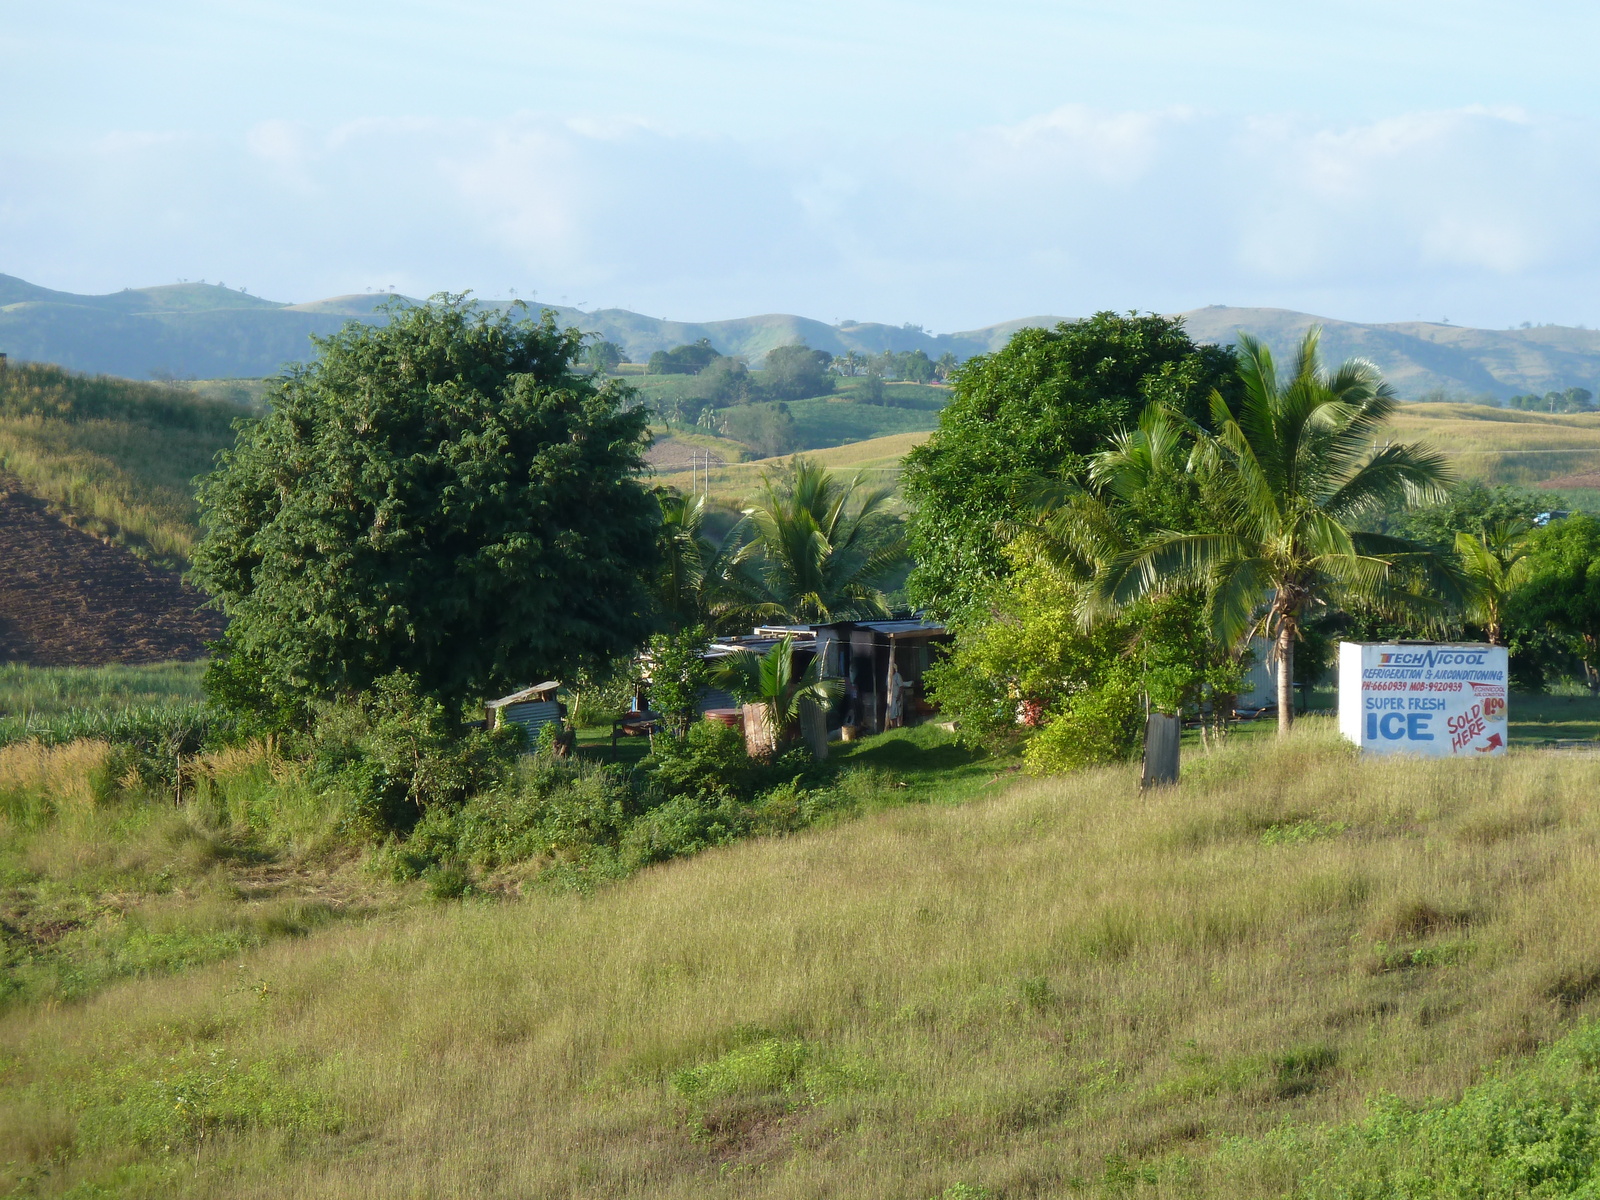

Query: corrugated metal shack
left=823, top=618, right=949, bottom=733
left=696, top=618, right=949, bottom=735
left=485, top=682, right=563, bottom=740
left=696, top=629, right=820, bottom=714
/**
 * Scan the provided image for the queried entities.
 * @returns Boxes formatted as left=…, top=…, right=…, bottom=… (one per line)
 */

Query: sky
left=3, top=1, right=1599, bottom=331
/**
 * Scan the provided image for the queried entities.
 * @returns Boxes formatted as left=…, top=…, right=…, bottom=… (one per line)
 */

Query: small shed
left=486, top=682, right=563, bottom=740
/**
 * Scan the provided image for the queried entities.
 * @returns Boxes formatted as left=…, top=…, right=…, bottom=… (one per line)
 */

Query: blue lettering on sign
left=1367, top=711, right=1436, bottom=742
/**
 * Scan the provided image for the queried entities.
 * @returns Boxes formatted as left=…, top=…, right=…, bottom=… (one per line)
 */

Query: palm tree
left=738, top=458, right=907, bottom=623
left=711, top=637, right=843, bottom=756
left=649, top=491, right=778, bottom=634
left=1456, top=518, right=1533, bottom=645
left=1103, top=329, right=1455, bottom=734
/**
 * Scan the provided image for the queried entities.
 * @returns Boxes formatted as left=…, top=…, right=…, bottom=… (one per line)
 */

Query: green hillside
left=7, top=725, right=1600, bottom=1196
left=8, top=273, right=1600, bottom=399
left=0, top=361, right=243, bottom=563
left=1180, top=306, right=1600, bottom=402
left=633, top=375, right=948, bottom=457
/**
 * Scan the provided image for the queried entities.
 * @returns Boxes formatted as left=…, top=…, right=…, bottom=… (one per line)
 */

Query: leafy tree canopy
left=583, top=339, right=625, bottom=373
left=647, top=339, right=722, bottom=376
left=761, top=344, right=834, bottom=401
left=1380, top=481, right=1554, bottom=550
left=1514, top=514, right=1600, bottom=692
left=902, top=312, right=1238, bottom=616
left=193, top=296, right=661, bottom=724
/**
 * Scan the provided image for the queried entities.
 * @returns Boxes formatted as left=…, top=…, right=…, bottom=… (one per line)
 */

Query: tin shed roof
left=486, top=681, right=561, bottom=709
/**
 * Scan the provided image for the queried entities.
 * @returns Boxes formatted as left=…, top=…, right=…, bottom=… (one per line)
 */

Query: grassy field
left=654, top=431, right=931, bottom=503
left=1387, top=401, right=1600, bottom=490
left=0, top=363, right=243, bottom=563
left=631, top=376, right=947, bottom=458
left=0, top=662, right=204, bottom=719
left=5, top=719, right=1600, bottom=1196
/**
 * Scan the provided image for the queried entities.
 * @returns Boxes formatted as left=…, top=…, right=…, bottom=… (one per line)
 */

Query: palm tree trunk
left=1276, top=618, right=1297, bottom=735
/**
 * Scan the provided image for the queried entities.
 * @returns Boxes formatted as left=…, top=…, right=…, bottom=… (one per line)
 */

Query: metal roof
left=852, top=619, right=947, bottom=637
left=701, top=634, right=818, bottom=660
left=486, top=681, right=561, bottom=708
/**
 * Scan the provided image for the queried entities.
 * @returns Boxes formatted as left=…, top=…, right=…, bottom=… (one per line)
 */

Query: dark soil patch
left=1538, top=470, right=1600, bottom=490
left=0, top=479, right=222, bottom=665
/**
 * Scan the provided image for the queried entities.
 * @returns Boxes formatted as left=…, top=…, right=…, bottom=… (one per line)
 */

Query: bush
left=761, top=344, right=833, bottom=400
left=718, top=402, right=799, bottom=457
left=635, top=718, right=756, bottom=804
left=378, top=716, right=871, bottom=890
left=618, top=792, right=754, bottom=868
left=311, top=673, right=520, bottom=837
left=1022, top=684, right=1144, bottom=773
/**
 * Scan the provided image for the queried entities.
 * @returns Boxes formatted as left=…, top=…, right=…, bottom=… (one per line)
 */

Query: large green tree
left=193, top=297, right=661, bottom=722
left=1103, top=329, right=1454, bottom=733
left=902, top=312, right=1238, bottom=616
left=1514, top=514, right=1600, bottom=693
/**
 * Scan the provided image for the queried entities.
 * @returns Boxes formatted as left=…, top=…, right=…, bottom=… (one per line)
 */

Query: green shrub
left=1023, top=684, right=1144, bottom=773
left=619, top=792, right=755, bottom=869
left=311, top=673, right=519, bottom=837
left=424, top=860, right=473, bottom=900
left=635, top=718, right=756, bottom=804
left=1295, top=1021, right=1600, bottom=1197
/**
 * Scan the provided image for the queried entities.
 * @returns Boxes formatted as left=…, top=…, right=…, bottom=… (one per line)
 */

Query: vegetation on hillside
left=15, top=297, right=1600, bottom=1199
left=0, top=361, right=240, bottom=563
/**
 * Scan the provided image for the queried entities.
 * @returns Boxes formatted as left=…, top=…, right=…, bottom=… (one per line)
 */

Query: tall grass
left=0, top=361, right=244, bottom=562
left=0, top=662, right=205, bottom=718
left=5, top=723, right=1600, bottom=1196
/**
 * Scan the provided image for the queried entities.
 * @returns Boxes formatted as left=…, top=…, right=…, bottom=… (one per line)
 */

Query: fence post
left=1140, top=713, right=1180, bottom=789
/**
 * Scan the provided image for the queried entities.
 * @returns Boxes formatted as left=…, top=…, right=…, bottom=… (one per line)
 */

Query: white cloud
left=5, top=104, right=1600, bottom=329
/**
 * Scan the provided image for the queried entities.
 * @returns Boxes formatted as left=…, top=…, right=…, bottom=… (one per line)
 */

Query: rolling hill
left=7, top=272, right=1600, bottom=400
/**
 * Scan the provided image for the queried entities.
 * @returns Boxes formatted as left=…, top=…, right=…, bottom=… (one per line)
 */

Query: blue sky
left=4, top=1, right=1599, bottom=330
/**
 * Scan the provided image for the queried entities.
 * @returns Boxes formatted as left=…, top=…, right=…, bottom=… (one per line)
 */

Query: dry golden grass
left=5, top=723, right=1600, bottom=1197
left=1386, top=402, right=1600, bottom=486
left=0, top=739, right=108, bottom=823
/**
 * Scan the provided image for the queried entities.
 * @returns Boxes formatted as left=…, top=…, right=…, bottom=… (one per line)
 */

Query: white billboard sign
left=1338, top=642, right=1508, bottom=757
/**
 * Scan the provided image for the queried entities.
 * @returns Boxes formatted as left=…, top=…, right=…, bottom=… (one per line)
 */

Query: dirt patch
left=1536, top=471, right=1600, bottom=490
left=646, top=435, right=729, bottom=472
left=0, top=477, right=223, bottom=665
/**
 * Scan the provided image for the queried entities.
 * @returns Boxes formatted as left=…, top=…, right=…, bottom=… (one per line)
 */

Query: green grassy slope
left=7, top=727, right=1600, bottom=1196
left=633, top=377, right=948, bottom=456
left=0, top=361, right=242, bottom=562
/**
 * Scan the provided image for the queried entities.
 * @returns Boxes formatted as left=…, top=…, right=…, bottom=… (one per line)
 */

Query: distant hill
left=1177, top=306, right=1600, bottom=403
left=0, top=273, right=1036, bottom=381
left=5, top=273, right=1600, bottom=400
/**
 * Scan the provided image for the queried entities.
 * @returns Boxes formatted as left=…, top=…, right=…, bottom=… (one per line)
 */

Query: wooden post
left=1140, top=713, right=1180, bottom=789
